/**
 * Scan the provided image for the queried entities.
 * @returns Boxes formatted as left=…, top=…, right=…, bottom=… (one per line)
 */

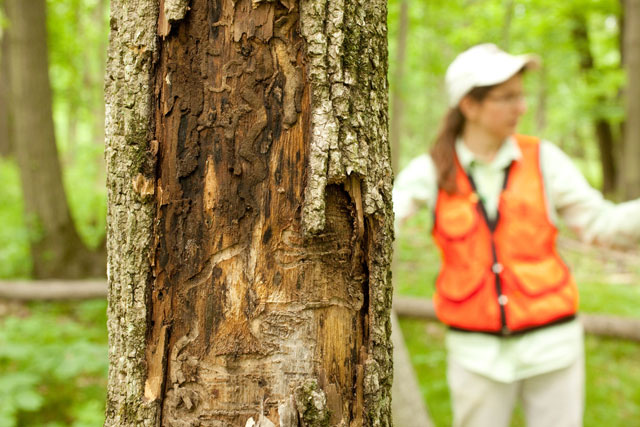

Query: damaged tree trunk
left=104, top=0, right=393, bottom=426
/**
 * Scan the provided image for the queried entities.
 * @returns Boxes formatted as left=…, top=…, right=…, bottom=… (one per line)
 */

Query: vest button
left=492, top=263, right=504, bottom=274
left=498, top=295, right=509, bottom=306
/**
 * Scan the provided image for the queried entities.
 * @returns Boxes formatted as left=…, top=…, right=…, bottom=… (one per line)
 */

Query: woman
left=393, top=43, right=640, bottom=427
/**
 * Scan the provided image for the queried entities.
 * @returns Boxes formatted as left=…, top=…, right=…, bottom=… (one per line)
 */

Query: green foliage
left=0, top=159, right=31, bottom=278
left=0, top=300, right=108, bottom=426
left=47, top=0, right=109, bottom=153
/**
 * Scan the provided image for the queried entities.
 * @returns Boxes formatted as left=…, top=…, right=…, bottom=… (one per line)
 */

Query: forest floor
left=395, top=209, right=640, bottom=427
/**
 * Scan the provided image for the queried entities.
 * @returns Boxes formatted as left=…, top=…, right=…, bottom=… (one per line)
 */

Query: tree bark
left=390, top=0, right=408, bottom=174
left=5, top=0, right=105, bottom=279
left=104, top=1, right=393, bottom=426
left=622, top=0, right=640, bottom=198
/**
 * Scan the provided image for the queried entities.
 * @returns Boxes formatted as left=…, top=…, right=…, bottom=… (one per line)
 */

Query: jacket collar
left=455, top=136, right=522, bottom=172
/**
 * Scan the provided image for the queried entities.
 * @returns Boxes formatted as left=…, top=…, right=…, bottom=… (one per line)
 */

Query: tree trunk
left=104, top=1, right=393, bottom=426
left=622, top=0, right=640, bottom=198
left=5, top=0, right=105, bottom=279
left=535, top=66, right=547, bottom=133
left=390, top=0, right=408, bottom=174
left=595, top=118, right=618, bottom=195
left=501, top=0, right=515, bottom=51
left=0, top=7, right=12, bottom=157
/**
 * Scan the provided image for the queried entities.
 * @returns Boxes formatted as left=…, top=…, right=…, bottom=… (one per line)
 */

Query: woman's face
left=462, top=73, right=528, bottom=141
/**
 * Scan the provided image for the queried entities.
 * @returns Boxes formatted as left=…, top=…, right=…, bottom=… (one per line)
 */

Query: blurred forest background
left=0, top=0, right=638, bottom=425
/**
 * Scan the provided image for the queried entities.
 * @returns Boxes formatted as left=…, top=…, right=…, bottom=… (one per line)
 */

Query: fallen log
left=557, top=235, right=640, bottom=265
left=394, top=295, right=640, bottom=342
left=2, top=282, right=640, bottom=342
left=0, top=280, right=107, bottom=300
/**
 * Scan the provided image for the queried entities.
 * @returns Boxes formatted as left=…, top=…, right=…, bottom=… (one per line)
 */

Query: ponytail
left=430, top=84, right=496, bottom=194
left=430, top=108, right=465, bottom=194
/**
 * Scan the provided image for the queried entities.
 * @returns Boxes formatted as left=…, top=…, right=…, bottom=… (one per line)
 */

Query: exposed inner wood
left=146, top=0, right=368, bottom=424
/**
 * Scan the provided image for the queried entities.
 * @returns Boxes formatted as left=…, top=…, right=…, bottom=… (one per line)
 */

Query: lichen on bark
left=164, top=0, right=190, bottom=22
left=104, top=1, right=160, bottom=425
left=299, top=0, right=392, bottom=235
left=294, top=380, right=331, bottom=427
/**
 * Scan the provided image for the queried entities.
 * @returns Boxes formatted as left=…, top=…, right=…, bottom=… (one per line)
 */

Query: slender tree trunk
left=617, top=4, right=626, bottom=197
left=390, top=0, right=408, bottom=174
left=104, top=1, right=393, bottom=426
left=572, top=13, right=619, bottom=195
left=0, top=8, right=12, bottom=157
left=535, top=66, right=547, bottom=133
left=595, top=119, right=618, bottom=195
left=622, top=0, right=640, bottom=198
left=66, top=109, right=78, bottom=163
left=93, top=0, right=107, bottom=150
left=6, top=0, right=105, bottom=279
left=88, top=0, right=108, bottom=190
left=502, top=0, right=515, bottom=50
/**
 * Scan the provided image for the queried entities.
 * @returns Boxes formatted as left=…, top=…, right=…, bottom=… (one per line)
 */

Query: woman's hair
left=430, top=85, right=495, bottom=194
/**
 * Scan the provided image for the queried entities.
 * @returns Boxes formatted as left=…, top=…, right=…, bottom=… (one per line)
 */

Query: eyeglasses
left=485, top=93, right=527, bottom=105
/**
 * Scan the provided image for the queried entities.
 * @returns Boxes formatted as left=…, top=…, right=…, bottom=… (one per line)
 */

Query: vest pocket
left=435, top=198, right=479, bottom=240
left=436, top=266, right=488, bottom=302
left=508, top=256, right=570, bottom=297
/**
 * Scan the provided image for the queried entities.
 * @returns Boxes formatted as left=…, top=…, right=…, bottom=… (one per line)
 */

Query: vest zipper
left=466, top=162, right=514, bottom=335
left=490, top=240, right=509, bottom=335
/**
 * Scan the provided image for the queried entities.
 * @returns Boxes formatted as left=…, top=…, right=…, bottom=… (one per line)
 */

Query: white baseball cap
left=445, top=43, right=540, bottom=107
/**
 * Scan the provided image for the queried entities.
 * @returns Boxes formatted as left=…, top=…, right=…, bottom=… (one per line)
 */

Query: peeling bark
left=105, top=0, right=392, bottom=426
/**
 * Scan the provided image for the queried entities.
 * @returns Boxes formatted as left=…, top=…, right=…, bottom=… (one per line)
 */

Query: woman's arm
left=542, top=141, right=640, bottom=248
left=392, top=154, right=438, bottom=229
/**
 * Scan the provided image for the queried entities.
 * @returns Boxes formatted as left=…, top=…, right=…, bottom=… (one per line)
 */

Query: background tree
left=390, top=0, right=409, bottom=174
left=622, top=0, right=640, bottom=198
left=571, top=10, right=619, bottom=195
left=5, top=0, right=104, bottom=279
left=0, top=1, right=11, bottom=158
left=105, top=0, right=393, bottom=425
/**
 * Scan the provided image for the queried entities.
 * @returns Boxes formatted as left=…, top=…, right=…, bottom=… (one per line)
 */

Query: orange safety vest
left=432, top=134, right=578, bottom=335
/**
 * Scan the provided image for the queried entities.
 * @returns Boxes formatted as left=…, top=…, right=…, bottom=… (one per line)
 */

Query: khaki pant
left=447, top=354, right=584, bottom=427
